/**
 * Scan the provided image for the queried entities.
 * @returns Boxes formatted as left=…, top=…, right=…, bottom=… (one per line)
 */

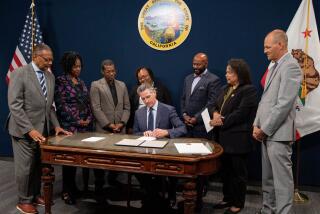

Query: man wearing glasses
left=7, top=43, right=71, bottom=214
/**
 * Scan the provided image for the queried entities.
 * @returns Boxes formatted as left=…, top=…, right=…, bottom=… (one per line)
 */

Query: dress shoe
left=213, top=201, right=231, bottom=209
left=224, top=207, right=242, bottom=214
left=34, top=196, right=45, bottom=206
left=61, top=192, right=76, bottom=205
left=16, top=203, right=38, bottom=214
left=34, top=196, right=54, bottom=206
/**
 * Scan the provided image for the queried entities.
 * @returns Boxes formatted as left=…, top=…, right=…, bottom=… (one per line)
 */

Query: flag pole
left=294, top=139, right=309, bottom=203
left=31, top=0, right=35, bottom=55
left=293, top=1, right=311, bottom=203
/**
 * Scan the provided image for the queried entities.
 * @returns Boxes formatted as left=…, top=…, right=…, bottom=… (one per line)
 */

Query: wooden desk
left=40, top=132, right=223, bottom=214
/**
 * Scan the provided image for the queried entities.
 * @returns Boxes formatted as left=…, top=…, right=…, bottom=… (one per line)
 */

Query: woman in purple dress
left=55, top=51, right=93, bottom=204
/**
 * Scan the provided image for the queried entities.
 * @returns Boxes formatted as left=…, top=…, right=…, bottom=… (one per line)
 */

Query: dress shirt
left=191, top=69, right=207, bottom=94
left=32, top=62, right=47, bottom=90
left=107, top=80, right=118, bottom=106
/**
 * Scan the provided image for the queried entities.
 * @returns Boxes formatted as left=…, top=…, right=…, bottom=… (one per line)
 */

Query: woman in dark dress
left=54, top=51, right=93, bottom=204
left=210, top=59, right=258, bottom=214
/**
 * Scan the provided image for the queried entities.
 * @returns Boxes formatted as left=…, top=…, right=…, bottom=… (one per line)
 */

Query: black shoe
left=61, top=192, right=76, bottom=205
left=224, top=207, right=242, bottom=214
left=213, top=201, right=231, bottom=209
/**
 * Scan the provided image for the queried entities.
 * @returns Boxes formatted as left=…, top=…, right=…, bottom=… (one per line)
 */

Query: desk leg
left=42, top=166, right=55, bottom=214
left=183, top=179, right=197, bottom=214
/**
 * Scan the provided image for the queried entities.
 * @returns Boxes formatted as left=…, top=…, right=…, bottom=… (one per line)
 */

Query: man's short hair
left=33, top=43, right=52, bottom=56
left=137, top=84, right=156, bottom=94
left=271, top=29, right=288, bottom=47
left=101, top=59, right=115, bottom=74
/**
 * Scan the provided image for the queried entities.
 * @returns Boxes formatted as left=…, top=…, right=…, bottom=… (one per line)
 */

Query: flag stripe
left=13, top=53, right=22, bottom=67
left=6, top=4, right=43, bottom=83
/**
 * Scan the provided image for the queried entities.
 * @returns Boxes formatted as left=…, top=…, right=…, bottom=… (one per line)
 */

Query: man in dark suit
left=180, top=52, right=222, bottom=211
left=133, top=84, right=186, bottom=210
left=133, top=84, right=186, bottom=138
left=7, top=44, right=71, bottom=214
left=181, top=52, right=222, bottom=139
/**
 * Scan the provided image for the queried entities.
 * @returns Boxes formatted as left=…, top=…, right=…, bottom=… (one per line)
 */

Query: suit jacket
left=128, top=79, right=172, bottom=128
left=133, top=102, right=187, bottom=138
left=90, top=78, right=130, bottom=132
left=254, top=53, right=302, bottom=141
left=212, top=84, right=258, bottom=154
left=7, top=63, right=59, bottom=138
left=181, top=70, right=222, bottom=124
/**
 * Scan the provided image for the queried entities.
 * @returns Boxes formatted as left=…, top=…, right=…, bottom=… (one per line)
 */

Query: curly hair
left=60, top=51, right=83, bottom=74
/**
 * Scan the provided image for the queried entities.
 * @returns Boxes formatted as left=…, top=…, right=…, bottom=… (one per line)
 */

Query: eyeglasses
left=38, top=55, right=53, bottom=63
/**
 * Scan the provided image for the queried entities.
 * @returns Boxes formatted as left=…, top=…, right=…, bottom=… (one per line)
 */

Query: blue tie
left=37, top=71, right=47, bottom=98
left=148, top=107, right=154, bottom=130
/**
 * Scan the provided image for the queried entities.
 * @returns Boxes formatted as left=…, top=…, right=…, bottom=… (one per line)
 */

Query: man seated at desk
left=133, top=84, right=187, bottom=210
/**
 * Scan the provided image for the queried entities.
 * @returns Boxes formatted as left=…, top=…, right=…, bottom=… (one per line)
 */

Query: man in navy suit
left=181, top=52, right=222, bottom=138
left=133, top=84, right=186, bottom=210
left=133, top=84, right=186, bottom=138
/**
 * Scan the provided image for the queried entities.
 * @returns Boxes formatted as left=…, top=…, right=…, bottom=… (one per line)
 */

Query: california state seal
left=138, top=0, right=192, bottom=51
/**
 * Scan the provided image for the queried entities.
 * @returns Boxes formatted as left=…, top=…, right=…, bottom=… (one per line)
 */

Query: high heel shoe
left=61, top=192, right=76, bottom=205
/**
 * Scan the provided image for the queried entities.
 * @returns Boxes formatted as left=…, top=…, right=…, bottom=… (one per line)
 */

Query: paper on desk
left=137, top=136, right=156, bottom=141
left=201, top=108, right=213, bottom=133
left=115, top=139, right=144, bottom=146
left=174, top=143, right=212, bottom=154
left=81, top=137, right=105, bottom=142
left=139, top=140, right=168, bottom=148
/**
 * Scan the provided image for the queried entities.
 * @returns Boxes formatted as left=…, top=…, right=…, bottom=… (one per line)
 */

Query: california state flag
left=287, top=0, right=320, bottom=138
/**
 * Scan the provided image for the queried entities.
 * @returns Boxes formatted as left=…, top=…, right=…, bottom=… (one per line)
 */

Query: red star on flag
left=302, top=28, right=312, bottom=38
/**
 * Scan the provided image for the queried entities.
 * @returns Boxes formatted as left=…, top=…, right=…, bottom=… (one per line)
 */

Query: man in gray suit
left=90, top=59, right=130, bottom=134
left=253, top=29, right=302, bottom=214
left=90, top=59, right=130, bottom=195
left=7, top=44, right=71, bottom=214
left=181, top=52, right=222, bottom=139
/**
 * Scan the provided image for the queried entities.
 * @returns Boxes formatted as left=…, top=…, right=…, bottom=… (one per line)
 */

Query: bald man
left=181, top=52, right=222, bottom=138
left=253, top=29, right=302, bottom=214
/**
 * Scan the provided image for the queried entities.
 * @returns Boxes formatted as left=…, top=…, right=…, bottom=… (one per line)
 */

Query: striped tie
left=37, top=71, right=47, bottom=98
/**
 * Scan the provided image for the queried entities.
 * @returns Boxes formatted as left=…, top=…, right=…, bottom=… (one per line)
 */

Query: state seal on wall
left=138, top=0, right=192, bottom=51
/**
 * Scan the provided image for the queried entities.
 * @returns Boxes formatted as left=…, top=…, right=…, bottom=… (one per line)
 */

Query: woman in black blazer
left=210, top=59, right=258, bottom=214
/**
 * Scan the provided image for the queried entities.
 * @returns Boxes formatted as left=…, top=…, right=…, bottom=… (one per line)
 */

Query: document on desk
left=137, top=136, right=157, bottom=141
left=81, top=137, right=106, bottom=142
left=115, top=139, right=145, bottom=146
left=201, top=108, right=213, bottom=133
left=139, top=140, right=168, bottom=148
left=174, top=143, right=212, bottom=154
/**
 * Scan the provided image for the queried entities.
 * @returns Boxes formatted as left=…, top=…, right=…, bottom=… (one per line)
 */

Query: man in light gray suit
left=7, top=44, right=71, bottom=214
left=90, top=59, right=130, bottom=196
left=253, top=29, right=302, bottom=214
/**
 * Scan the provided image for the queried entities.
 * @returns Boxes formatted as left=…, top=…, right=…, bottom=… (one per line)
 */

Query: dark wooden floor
left=0, top=157, right=319, bottom=214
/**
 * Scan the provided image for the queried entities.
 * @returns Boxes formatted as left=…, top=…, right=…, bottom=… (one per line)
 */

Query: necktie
left=37, top=71, right=47, bottom=98
left=266, top=62, right=278, bottom=86
left=148, top=107, right=154, bottom=130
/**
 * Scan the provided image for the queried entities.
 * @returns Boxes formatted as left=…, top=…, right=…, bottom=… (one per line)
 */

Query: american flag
left=6, top=3, right=43, bottom=83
